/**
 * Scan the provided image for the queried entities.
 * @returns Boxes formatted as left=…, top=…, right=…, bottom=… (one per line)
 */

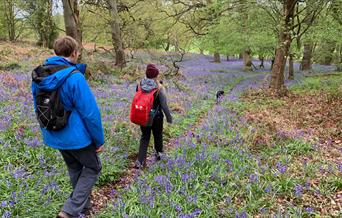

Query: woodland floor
left=0, top=42, right=340, bottom=217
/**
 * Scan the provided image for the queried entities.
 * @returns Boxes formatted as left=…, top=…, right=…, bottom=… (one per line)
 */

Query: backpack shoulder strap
left=32, top=64, right=70, bottom=83
left=157, top=84, right=162, bottom=92
left=154, top=84, right=162, bottom=95
left=66, top=68, right=79, bottom=79
left=152, top=85, right=161, bottom=104
left=137, top=83, right=142, bottom=91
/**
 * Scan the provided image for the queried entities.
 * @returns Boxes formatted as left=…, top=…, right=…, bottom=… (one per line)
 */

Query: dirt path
left=87, top=73, right=267, bottom=217
left=88, top=108, right=209, bottom=216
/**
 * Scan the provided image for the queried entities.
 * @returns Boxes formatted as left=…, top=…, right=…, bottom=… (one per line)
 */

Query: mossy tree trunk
left=270, top=0, right=296, bottom=95
left=288, top=53, right=294, bottom=80
left=3, top=0, right=15, bottom=41
left=301, top=43, right=313, bottom=72
left=62, top=0, right=83, bottom=57
left=214, top=52, right=220, bottom=63
left=106, top=0, right=126, bottom=67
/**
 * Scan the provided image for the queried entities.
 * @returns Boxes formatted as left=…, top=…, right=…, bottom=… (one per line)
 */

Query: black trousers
left=138, top=115, right=163, bottom=164
left=59, top=144, right=102, bottom=216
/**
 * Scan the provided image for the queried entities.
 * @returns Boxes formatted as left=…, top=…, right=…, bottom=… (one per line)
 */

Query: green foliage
left=1, top=0, right=342, bottom=216
left=80, top=0, right=193, bottom=52
left=99, top=78, right=341, bottom=216
left=197, top=3, right=276, bottom=58
left=81, top=5, right=111, bottom=45
left=290, top=73, right=342, bottom=104
left=318, top=176, right=342, bottom=195
left=19, top=0, right=58, bottom=48
left=0, top=61, right=21, bottom=71
left=290, top=73, right=342, bottom=94
left=301, top=6, right=342, bottom=65
left=0, top=3, right=6, bottom=40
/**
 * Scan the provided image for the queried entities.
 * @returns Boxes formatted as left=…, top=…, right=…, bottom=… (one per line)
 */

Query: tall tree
left=320, top=41, right=336, bottom=65
left=158, top=0, right=230, bottom=61
left=311, top=3, right=341, bottom=68
left=105, top=0, right=126, bottom=67
left=3, top=0, right=16, bottom=41
left=288, top=53, right=294, bottom=79
left=262, top=0, right=327, bottom=94
left=300, top=7, right=316, bottom=72
left=214, top=52, right=221, bottom=63
left=301, top=42, right=314, bottom=71
left=239, top=0, right=252, bottom=71
left=23, top=0, right=58, bottom=48
left=270, top=0, right=295, bottom=93
left=0, top=2, right=6, bottom=40
left=62, top=0, right=82, bottom=47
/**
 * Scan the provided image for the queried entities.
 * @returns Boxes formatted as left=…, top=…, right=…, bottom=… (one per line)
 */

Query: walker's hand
left=96, top=145, right=104, bottom=153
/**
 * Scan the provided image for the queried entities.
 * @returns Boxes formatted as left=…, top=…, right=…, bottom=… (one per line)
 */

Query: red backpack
left=130, top=85, right=160, bottom=126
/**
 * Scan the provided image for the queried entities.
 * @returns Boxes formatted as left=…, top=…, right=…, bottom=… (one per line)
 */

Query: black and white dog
left=216, top=90, right=225, bottom=103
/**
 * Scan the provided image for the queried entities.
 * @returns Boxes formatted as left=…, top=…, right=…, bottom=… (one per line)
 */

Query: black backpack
left=32, top=65, right=76, bottom=131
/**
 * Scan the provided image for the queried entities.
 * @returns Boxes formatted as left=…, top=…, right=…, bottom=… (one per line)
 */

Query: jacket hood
left=44, top=56, right=87, bottom=74
left=34, top=56, right=86, bottom=91
left=140, top=78, right=158, bottom=92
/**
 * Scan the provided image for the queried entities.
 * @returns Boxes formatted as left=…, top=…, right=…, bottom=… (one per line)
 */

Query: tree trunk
left=271, top=45, right=288, bottom=93
left=337, top=44, right=342, bottom=71
left=271, top=58, right=275, bottom=70
left=301, top=43, right=313, bottom=72
left=300, top=8, right=314, bottom=72
left=270, top=0, right=295, bottom=95
left=320, top=41, right=336, bottom=65
left=36, top=0, right=57, bottom=49
left=288, top=53, right=294, bottom=80
left=239, top=0, right=252, bottom=71
left=199, top=49, right=204, bottom=55
left=259, top=55, right=264, bottom=69
left=106, top=0, right=126, bottom=67
left=164, top=40, right=170, bottom=52
left=44, top=1, right=54, bottom=48
left=214, top=52, right=220, bottom=63
left=243, top=50, right=252, bottom=71
left=3, top=0, right=15, bottom=41
left=62, top=0, right=82, bottom=48
left=226, top=55, right=229, bottom=61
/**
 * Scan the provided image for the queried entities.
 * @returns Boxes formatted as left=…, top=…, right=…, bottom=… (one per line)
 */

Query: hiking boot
left=134, top=160, right=146, bottom=169
left=56, top=211, right=72, bottom=218
left=155, top=152, right=164, bottom=161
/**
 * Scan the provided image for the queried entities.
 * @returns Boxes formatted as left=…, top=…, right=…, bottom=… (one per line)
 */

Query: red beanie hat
left=146, top=64, right=159, bottom=79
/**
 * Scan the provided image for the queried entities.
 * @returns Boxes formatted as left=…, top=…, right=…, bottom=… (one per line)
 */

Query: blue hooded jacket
left=31, top=56, right=104, bottom=150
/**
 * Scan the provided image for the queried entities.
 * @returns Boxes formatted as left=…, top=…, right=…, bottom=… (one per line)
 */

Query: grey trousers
left=59, top=144, right=102, bottom=217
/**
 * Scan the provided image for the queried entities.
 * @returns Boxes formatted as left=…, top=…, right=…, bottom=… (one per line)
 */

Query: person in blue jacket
left=31, top=36, right=104, bottom=218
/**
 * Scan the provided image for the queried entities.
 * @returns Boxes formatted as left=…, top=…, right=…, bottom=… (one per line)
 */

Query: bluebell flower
left=265, top=185, right=272, bottom=193
left=182, top=173, right=190, bottom=183
left=259, top=208, right=267, bottom=214
left=236, top=211, right=247, bottom=218
left=176, top=204, right=182, bottom=212
left=225, top=159, right=233, bottom=166
left=2, top=211, right=11, bottom=218
left=249, top=173, right=258, bottom=183
left=337, top=163, right=342, bottom=173
left=294, top=184, right=303, bottom=197
left=1, top=201, right=7, bottom=207
left=305, top=207, right=314, bottom=213
left=276, top=162, right=287, bottom=174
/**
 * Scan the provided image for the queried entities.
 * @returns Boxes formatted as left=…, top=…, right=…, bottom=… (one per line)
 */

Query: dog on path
left=216, top=90, right=224, bottom=103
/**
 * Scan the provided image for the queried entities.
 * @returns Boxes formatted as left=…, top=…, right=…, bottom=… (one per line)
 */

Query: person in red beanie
left=135, top=64, right=172, bottom=168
